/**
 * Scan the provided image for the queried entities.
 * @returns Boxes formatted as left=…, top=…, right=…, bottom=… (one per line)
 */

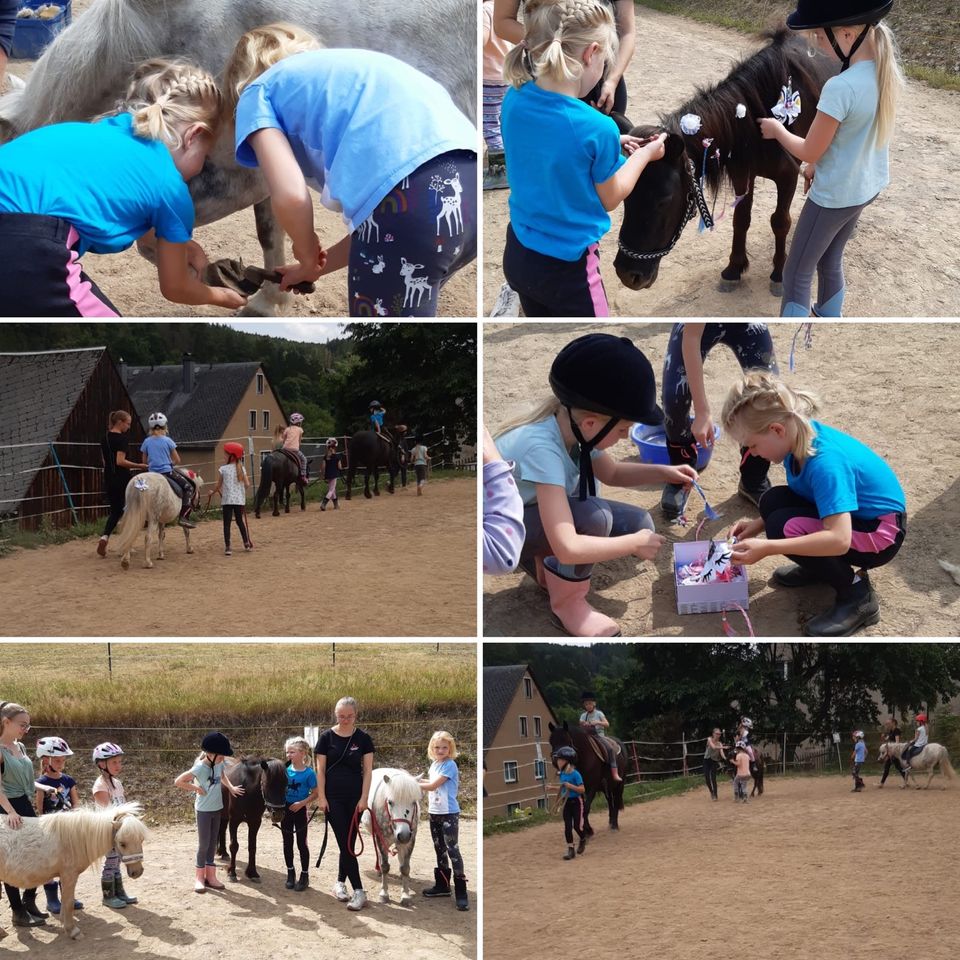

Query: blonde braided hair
left=503, top=0, right=617, bottom=89
left=720, top=371, right=821, bottom=464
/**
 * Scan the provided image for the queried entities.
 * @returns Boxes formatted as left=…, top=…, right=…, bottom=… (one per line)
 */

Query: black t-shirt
left=315, top=727, right=374, bottom=799
left=323, top=451, right=344, bottom=480
left=102, top=431, right=132, bottom=485
left=886, top=726, right=901, bottom=744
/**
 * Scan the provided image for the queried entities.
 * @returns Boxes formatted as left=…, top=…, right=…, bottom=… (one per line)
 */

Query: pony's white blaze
left=878, top=741, right=957, bottom=789
left=0, top=803, right=147, bottom=940
left=363, top=767, right=421, bottom=904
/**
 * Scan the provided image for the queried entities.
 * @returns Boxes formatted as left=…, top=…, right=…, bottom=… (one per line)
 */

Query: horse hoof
left=248, top=875, right=261, bottom=883
left=717, top=277, right=741, bottom=292
left=70, top=930, right=83, bottom=940
left=378, top=892, right=390, bottom=904
left=769, top=280, right=784, bottom=297
left=228, top=874, right=239, bottom=882
left=120, top=557, right=129, bottom=570
left=186, top=548, right=194, bottom=555
left=364, top=493, right=372, bottom=500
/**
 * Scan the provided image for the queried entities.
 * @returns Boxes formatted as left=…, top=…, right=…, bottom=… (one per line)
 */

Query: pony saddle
left=587, top=735, right=621, bottom=763
left=279, top=449, right=306, bottom=475
left=203, top=258, right=316, bottom=296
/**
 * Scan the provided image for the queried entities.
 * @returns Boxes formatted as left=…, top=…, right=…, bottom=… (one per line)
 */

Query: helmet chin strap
left=566, top=407, right=620, bottom=501
left=825, top=24, right=871, bottom=72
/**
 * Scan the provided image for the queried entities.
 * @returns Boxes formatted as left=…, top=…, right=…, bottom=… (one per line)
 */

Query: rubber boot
left=194, top=868, right=206, bottom=894
left=781, top=300, right=811, bottom=318
left=333, top=496, right=339, bottom=510
left=453, top=876, right=469, bottom=911
left=543, top=564, right=621, bottom=638
left=11, top=907, right=44, bottom=927
left=320, top=498, right=327, bottom=512
left=22, top=890, right=48, bottom=921
left=43, top=882, right=61, bottom=915
left=102, top=877, right=128, bottom=908
left=114, top=875, right=137, bottom=905
left=294, top=872, right=309, bottom=892
left=422, top=867, right=451, bottom=898
left=204, top=866, right=225, bottom=891
left=285, top=868, right=297, bottom=889
left=563, top=845, right=576, bottom=860
left=813, top=285, right=845, bottom=318
left=802, top=575, right=880, bottom=637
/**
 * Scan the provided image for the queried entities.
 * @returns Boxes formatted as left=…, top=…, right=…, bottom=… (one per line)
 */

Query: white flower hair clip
left=680, top=113, right=702, bottom=136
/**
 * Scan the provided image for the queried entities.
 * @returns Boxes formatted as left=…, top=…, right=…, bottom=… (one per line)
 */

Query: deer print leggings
left=348, top=149, right=477, bottom=317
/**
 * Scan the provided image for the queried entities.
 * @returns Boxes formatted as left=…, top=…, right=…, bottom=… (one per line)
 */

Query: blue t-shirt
left=427, top=759, right=460, bottom=815
left=784, top=421, right=905, bottom=519
left=810, top=61, right=889, bottom=208
left=141, top=435, right=177, bottom=475
left=370, top=410, right=385, bottom=429
left=234, top=50, right=477, bottom=232
left=495, top=416, right=602, bottom=506
left=37, top=773, right=76, bottom=813
left=189, top=758, right=225, bottom=813
left=286, top=765, right=318, bottom=805
left=559, top=768, right=583, bottom=797
left=501, top=82, right=625, bottom=261
left=0, top=113, right=193, bottom=256
left=854, top=741, right=867, bottom=763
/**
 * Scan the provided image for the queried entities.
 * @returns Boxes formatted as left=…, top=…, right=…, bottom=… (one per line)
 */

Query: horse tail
left=111, top=479, right=148, bottom=557
left=254, top=456, right=274, bottom=512
left=941, top=754, right=957, bottom=782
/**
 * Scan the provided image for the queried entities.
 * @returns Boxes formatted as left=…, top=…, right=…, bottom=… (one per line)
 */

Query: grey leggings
left=196, top=809, right=221, bottom=868
left=429, top=813, right=464, bottom=878
left=781, top=196, right=875, bottom=317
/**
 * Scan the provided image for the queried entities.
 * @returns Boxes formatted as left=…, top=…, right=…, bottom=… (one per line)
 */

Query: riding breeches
left=195, top=809, right=221, bottom=868
left=103, top=477, right=128, bottom=537
left=562, top=796, right=585, bottom=844
left=703, top=758, right=720, bottom=799
left=282, top=805, right=310, bottom=872
left=429, top=812, right=465, bottom=878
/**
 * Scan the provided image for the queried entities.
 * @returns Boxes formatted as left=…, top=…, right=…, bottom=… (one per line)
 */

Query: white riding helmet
left=735, top=739, right=748, bottom=749
left=92, top=742, right=124, bottom=761
left=36, top=736, right=73, bottom=758
left=853, top=730, right=865, bottom=740
left=147, top=412, right=168, bottom=429
left=740, top=717, right=753, bottom=730
left=289, top=412, right=305, bottom=425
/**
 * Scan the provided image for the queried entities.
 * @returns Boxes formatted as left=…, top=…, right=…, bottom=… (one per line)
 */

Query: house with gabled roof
left=484, top=664, right=560, bottom=819
left=0, top=347, right=145, bottom=530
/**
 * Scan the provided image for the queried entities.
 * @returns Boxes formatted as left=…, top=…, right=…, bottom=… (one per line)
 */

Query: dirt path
left=482, top=7, right=960, bottom=316
left=6, top=1, right=475, bottom=319
left=484, top=776, right=959, bottom=960
left=483, top=322, right=960, bottom=637
left=0, top=819, right=476, bottom=959
left=2, top=477, right=476, bottom=637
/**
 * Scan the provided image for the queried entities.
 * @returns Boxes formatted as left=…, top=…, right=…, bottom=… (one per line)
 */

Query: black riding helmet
left=787, top=1, right=894, bottom=72
left=549, top=334, right=663, bottom=501
left=552, top=746, right=577, bottom=763
left=201, top=731, right=234, bottom=756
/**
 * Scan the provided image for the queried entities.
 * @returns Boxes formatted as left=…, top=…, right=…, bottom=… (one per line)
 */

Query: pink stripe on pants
left=65, top=227, right=118, bottom=317
left=782, top=512, right=901, bottom=553
left=584, top=243, right=609, bottom=317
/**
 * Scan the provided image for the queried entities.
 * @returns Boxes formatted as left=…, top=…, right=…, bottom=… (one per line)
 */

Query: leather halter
left=616, top=156, right=715, bottom=264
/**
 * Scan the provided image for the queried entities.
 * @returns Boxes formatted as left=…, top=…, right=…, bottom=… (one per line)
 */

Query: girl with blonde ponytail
left=0, top=58, right=245, bottom=315
left=759, top=1, right=904, bottom=318
left=721, top=370, right=906, bottom=637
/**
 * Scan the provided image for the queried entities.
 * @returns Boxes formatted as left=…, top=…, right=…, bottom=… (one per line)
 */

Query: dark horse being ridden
left=722, top=745, right=766, bottom=797
left=345, top=430, right=400, bottom=500
left=614, top=28, right=836, bottom=294
left=217, top=757, right=288, bottom=882
left=254, top=450, right=308, bottom=518
left=548, top=721, right=625, bottom=834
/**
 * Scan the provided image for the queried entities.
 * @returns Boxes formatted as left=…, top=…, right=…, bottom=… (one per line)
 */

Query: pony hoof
left=769, top=280, right=784, bottom=297
left=121, top=557, right=129, bottom=569
left=228, top=874, right=239, bottom=882
left=378, top=892, right=390, bottom=903
left=717, top=277, right=741, bottom=292
left=248, top=875, right=261, bottom=883
left=70, top=929, right=83, bottom=940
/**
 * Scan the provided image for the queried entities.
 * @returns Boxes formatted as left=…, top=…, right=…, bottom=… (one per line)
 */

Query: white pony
left=111, top=470, right=203, bottom=569
left=0, top=0, right=476, bottom=317
left=0, top=802, right=147, bottom=940
left=878, top=741, right=957, bottom=789
left=361, top=768, right=421, bottom=904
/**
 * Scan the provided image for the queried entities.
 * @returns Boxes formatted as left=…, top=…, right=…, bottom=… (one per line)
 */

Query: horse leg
left=719, top=173, right=754, bottom=289
left=246, top=820, right=261, bottom=881
left=299, top=480, right=306, bottom=512
left=59, top=872, right=81, bottom=940
left=377, top=839, right=391, bottom=902
left=272, top=483, right=280, bottom=517
left=217, top=814, right=228, bottom=861
left=239, top=199, right=293, bottom=317
left=157, top=522, right=166, bottom=561
left=228, top=820, right=240, bottom=881
left=769, top=170, right=798, bottom=295
left=143, top=522, right=154, bottom=568
left=399, top=845, right=413, bottom=904
left=364, top=470, right=372, bottom=500
left=345, top=467, right=354, bottom=500
left=373, top=466, right=380, bottom=497
left=284, top=481, right=291, bottom=514
left=583, top=788, right=595, bottom=837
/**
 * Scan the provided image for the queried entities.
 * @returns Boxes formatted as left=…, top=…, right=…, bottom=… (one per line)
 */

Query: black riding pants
left=282, top=805, right=310, bottom=872
left=880, top=755, right=904, bottom=784
left=703, top=758, right=720, bottom=799
left=222, top=505, right=250, bottom=550
left=102, top=477, right=127, bottom=537
left=162, top=470, right=195, bottom=513
left=327, top=794, right=363, bottom=890
left=3, top=794, right=39, bottom=911
left=562, top=796, right=585, bottom=844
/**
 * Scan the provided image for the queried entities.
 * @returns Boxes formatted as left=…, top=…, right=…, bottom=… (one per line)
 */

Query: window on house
left=248, top=410, right=256, bottom=431
left=537, top=798, right=547, bottom=810
left=256, top=373, right=264, bottom=395
left=534, top=759, right=545, bottom=781
left=506, top=802, right=521, bottom=816
left=534, top=717, right=542, bottom=738
left=519, top=716, right=528, bottom=738
left=524, top=677, right=533, bottom=699
left=262, top=410, right=270, bottom=432
left=503, top=761, right=518, bottom=783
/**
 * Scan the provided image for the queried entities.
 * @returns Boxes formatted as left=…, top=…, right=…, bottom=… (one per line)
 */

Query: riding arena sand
left=482, top=7, right=960, bottom=317
left=1, top=476, right=476, bottom=637
left=483, top=322, right=960, bottom=637
left=0, top=818, right=477, bottom=959
left=6, top=0, right=476, bottom=319
left=484, top=776, right=960, bottom=960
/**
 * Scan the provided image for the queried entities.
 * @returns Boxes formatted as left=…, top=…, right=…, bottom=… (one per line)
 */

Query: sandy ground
left=483, top=321, right=960, bottom=637
left=482, top=7, right=960, bottom=317
left=1, top=477, right=476, bottom=637
left=6, top=1, right=476, bottom=319
left=0, top=818, right=477, bottom=959
left=484, top=775, right=960, bottom=960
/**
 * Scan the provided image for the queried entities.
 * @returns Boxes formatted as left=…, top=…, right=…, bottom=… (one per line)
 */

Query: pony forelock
left=379, top=769, right=422, bottom=807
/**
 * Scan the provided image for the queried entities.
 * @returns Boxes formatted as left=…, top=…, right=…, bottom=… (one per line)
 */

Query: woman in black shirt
left=878, top=716, right=905, bottom=787
left=97, top=410, right=145, bottom=557
left=315, top=696, right=374, bottom=910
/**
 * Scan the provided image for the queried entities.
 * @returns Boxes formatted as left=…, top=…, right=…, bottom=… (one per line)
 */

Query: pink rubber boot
left=543, top=566, right=621, bottom=637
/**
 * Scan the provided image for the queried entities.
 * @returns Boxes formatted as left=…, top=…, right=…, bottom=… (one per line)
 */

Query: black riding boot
left=661, top=440, right=698, bottom=520
left=285, top=869, right=296, bottom=889
left=563, top=845, right=576, bottom=860
left=803, top=575, right=880, bottom=637
left=295, top=872, right=309, bottom=892
left=22, top=889, right=49, bottom=921
left=453, top=876, right=469, bottom=911
left=333, top=496, right=339, bottom=510
left=576, top=836, right=587, bottom=855
left=423, top=868, right=451, bottom=897
left=738, top=448, right=772, bottom=507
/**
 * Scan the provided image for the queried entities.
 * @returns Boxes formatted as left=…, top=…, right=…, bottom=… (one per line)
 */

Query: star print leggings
left=429, top=812, right=465, bottom=879
left=662, top=322, right=778, bottom=488
left=348, top=149, right=477, bottom=317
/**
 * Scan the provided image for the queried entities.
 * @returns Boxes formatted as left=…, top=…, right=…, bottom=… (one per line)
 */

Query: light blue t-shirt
left=559, top=768, right=584, bottom=797
left=427, top=758, right=460, bottom=815
left=810, top=61, right=889, bottom=208
left=502, top=82, right=625, bottom=261
left=0, top=113, right=193, bottom=255
left=854, top=741, right=867, bottom=763
left=190, top=758, right=225, bottom=813
left=234, top=50, right=477, bottom=231
left=141, top=435, right=177, bottom=475
left=370, top=410, right=385, bottom=429
left=285, top=765, right=318, bottom=805
left=784, top=421, right=905, bottom=519
left=495, top=416, right=602, bottom=506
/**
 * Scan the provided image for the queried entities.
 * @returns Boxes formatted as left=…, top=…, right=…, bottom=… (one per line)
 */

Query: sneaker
left=489, top=281, right=521, bottom=318
left=97, top=538, right=108, bottom=557
left=224, top=549, right=232, bottom=556
left=178, top=517, right=196, bottom=529
left=333, top=881, right=349, bottom=902
left=243, top=542, right=253, bottom=551
left=347, top=890, right=367, bottom=911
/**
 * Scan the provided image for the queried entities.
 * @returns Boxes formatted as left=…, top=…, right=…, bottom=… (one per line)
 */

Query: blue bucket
left=630, top=421, right=721, bottom=470
left=11, top=1, right=72, bottom=60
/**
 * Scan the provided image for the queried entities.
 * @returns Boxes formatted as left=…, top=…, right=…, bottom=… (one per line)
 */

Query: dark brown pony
left=216, top=757, right=288, bottom=882
left=253, top=451, right=308, bottom=518
left=614, top=28, right=836, bottom=293
left=723, top=745, right=766, bottom=797
left=548, top=721, right=626, bottom=834
left=345, top=430, right=400, bottom=500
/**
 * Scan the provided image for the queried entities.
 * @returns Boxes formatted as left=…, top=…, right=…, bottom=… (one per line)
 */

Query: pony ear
left=665, top=132, right=687, bottom=163
left=548, top=722, right=555, bottom=732
left=562, top=720, right=569, bottom=731
left=260, top=760, right=270, bottom=772
left=382, top=774, right=392, bottom=784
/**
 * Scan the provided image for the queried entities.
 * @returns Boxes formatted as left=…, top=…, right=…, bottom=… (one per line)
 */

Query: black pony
left=217, top=757, right=288, bottom=882
left=722, top=745, right=766, bottom=797
left=548, top=721, right=625, bottom=834
left=345, top=430, right=400, bottom=500
left=254, top=450, right=308, bottom=518
left=614, top=28, right=836, bottom=293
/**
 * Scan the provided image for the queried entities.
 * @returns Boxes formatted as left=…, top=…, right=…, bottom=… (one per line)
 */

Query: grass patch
left=906, top=64, right=960, bottom=92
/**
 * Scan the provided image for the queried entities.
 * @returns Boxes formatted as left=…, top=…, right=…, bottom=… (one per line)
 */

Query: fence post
left=247, top=436, right=256, bottom=492
left=332, top=642, right=336, bottom=666
left=534, top=741, right=548, bottom=810
left=629, top=740, right=641, bottom=785
left=682, top=732, right=688, bottom=776
left=782, top=731, right=787, bottom=775
left=107, top=642, right=113, bottom=681
left=48, top=443, right=79, bottom=526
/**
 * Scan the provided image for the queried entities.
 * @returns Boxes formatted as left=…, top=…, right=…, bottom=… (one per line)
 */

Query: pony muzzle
left=121, top=852, right=144, bottom=877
